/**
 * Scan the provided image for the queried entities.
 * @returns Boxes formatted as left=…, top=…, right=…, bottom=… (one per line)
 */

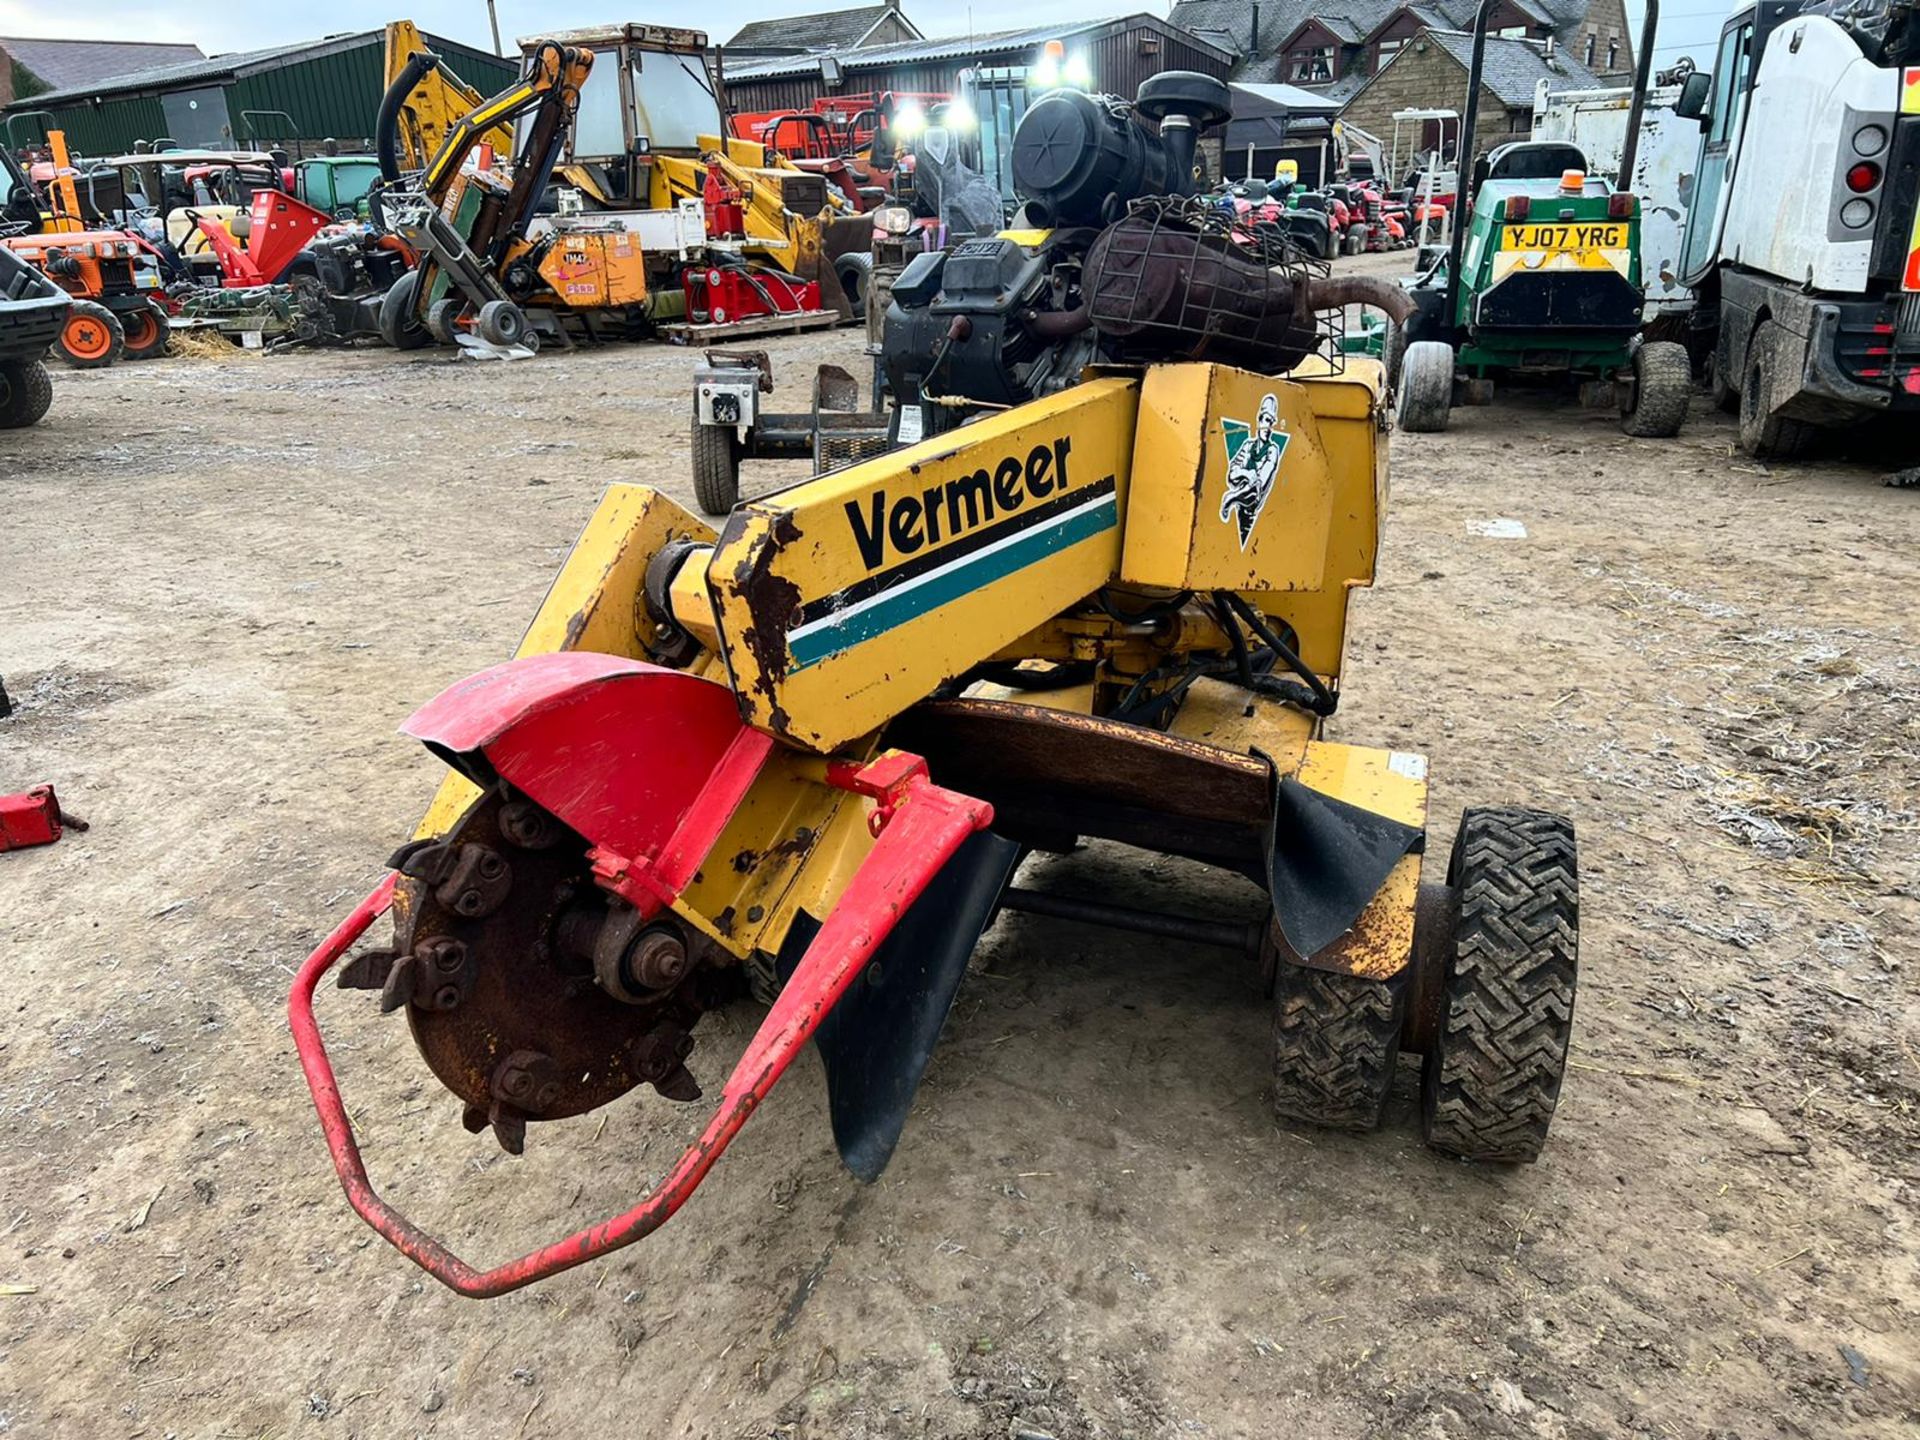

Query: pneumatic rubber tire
left=426, top=297, right=464, bottom=346
left=119, top=301, right=170, bottom=361
left=1396, top=340, right=1454, bottom=433
left=835, top=250, right=872, bottom=313
left=56, top=299, right=125, bottom=369
left=1271, top=961, right=1406, bottom=1132
left=1707, top=346, right=1739, bottom=414
left=1421, top=807, right=1578, bottom=1164
left=476, top=299, right=528, bottom=348
left=692, top=416, right=742, bottom=516
left=0, top=359, right=52, bottom=428
left=1737, top=319, right=1819, bottom=460
left=1619, top=340, right=1690, bottom=438
left=378, top=270, right=430, bottom=351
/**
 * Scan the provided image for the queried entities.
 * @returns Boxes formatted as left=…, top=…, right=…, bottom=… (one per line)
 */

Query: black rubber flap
left=1263, top=765, right=1424, bottom=960
left=778, top=831, right=1021, bottom=1183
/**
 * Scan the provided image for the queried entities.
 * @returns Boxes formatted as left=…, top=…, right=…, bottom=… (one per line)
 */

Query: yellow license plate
left=1504, top=221, right=1628, bottom=251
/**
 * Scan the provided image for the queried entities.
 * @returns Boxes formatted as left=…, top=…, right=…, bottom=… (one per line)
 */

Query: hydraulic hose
left=376, top=50, right=438, bottom=183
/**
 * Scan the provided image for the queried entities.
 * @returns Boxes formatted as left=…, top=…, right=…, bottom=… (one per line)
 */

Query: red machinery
left=683, top=263, right=820, bottom=326
left=0, top=785, right=86, bottom=852
left=190, top=188, right=336, bottom=288
left=289, top=653, right=989, bottom=1296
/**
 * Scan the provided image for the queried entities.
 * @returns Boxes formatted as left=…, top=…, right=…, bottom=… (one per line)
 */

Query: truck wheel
left=1619, top=340, right=1690, bottom=438
left=56, top=300, right=125, bottom=369
left=1421, top=806, right=1577, bottom=1164
left=1737, top=320, right=1818, bottom=460
left=0, top=359, right=53, bottom=428
left=1396, top=340, right=1454, bottom=433
left=378, top=271, right=430, bottom=351
left=119, top=302, right=171, bottom=361
left=692, top=417, right=742, bottom=516
left=1271, top=960, right=1406, bottom=1132
left=1707, top=347, right=1738, bottom=414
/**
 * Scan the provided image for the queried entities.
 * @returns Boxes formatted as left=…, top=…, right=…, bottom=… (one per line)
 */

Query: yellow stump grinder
left=293, top=73, right=1579, bottom=1298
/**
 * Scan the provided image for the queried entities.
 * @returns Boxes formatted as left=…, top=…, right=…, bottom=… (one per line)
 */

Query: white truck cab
left=1676, top=0, right=1920, bottom=457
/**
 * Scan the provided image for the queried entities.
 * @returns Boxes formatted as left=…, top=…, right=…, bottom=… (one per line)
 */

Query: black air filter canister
left=1012, top=89, right=1166, bottom=227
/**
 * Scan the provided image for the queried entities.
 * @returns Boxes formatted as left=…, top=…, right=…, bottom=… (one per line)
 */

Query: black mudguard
left=1264, top=770, right=1424, bottom=960
left=779, top=831, right=1022, bottom=1182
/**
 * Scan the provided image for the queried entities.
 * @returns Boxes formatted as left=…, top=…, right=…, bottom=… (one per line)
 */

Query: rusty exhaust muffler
left=1082, top=214, right=1413, bottom=374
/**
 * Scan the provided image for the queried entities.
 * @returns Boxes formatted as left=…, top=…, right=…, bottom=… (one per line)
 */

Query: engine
left=882, top=72, right=1409, bottom=438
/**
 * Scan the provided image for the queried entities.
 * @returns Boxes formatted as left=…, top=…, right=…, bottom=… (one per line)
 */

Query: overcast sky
left=0, top=0, right=1731, bottom=74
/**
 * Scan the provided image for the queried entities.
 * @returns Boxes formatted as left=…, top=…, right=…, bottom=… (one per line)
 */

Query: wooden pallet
left=659, top=309, right=841, bottom=345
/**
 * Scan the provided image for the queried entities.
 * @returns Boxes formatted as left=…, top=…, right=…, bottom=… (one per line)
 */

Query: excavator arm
left=378, top=20, right=512, bottom=178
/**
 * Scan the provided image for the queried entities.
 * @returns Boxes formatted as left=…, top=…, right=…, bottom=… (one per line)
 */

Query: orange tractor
left=1, top=133, right=170, bottom=367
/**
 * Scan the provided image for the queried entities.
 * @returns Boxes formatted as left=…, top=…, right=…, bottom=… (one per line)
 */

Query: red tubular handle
left=289, top=777, right=992, bottom=1298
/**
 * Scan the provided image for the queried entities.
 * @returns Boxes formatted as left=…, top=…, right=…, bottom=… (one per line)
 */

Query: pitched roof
left=1422, top=28, right=1601, bottom=103
left=0, top=36, right=204, bottom=90
left=726, top=4, right=919, bottom=53
left=724, top=13, right=1230, bottom=80
left=1176, top=0, right=1593, bottom=67
left=1231, top=47, right=1372, bottom=103
left=1232, top=81, right=1345, bottom=110
left=1168, top=0, right=1265, bottom=55
left=11, top=30, right=502, bottom=109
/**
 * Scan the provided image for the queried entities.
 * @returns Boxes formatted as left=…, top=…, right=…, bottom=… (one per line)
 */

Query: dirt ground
left=1, top=278, right=1916, bottom=1440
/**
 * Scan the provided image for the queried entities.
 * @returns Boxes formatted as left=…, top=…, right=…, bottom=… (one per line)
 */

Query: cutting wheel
left=350, top=790, right=726, bottom=1152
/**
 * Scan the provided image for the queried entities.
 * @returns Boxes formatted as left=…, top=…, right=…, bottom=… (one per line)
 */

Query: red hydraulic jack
left=0, top=785, right=88, bottom=852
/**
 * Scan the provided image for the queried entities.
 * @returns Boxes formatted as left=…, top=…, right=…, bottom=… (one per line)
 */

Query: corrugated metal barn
left=3, top=29, right=515, bottom=158
left=721, top=13, right=1233, bottom=113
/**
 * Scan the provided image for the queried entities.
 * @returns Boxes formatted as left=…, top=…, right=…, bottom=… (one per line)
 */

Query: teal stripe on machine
left=787, top=494, right=1117, bottom=671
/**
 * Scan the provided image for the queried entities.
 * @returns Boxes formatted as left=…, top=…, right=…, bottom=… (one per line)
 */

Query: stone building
left=1338, top=28, right=1602, bottom=164
left=1169, top=0, right=1633, bottom=102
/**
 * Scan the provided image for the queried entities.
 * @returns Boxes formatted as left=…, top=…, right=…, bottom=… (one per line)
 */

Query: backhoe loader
left=292, top=74, right=1580, bottom=1299
left=372, top=25, right=847, bottom=351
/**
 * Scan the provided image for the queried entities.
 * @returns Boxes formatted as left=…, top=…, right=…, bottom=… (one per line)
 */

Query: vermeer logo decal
left=1219, top=393, right=1288, bottom=549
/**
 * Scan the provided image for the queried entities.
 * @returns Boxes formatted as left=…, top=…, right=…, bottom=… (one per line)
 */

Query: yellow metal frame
left=415, top=359, right=1425, bottom=978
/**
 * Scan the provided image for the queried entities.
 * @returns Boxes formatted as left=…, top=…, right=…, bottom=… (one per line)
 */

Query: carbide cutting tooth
left=392, top=839, right=456, bottom=885
left=378, top=953, right=420, bottom=1013
left=461, top=1102, right=489, bottom=1135
left=385, top=837, right=436, bottom=872
left=653, top=1064, right=702, bottom=1103
left=488, top=1101, right=527, bottom=1156
left=336, top=947, right=398, bottom=991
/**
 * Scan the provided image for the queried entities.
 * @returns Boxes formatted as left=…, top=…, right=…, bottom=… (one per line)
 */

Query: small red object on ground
left=0, top=785, right=87, bottom=852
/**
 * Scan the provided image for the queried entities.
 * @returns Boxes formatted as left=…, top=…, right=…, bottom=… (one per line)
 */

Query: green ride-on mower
left=1383, top=0, right=1690, bottom=437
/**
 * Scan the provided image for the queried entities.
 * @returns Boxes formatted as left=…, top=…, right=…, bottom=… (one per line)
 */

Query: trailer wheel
left=426, top=297, right=464, bottom=346
left=1271, top=961, right=1406, bottom=1132
left=119, top=302, right=170, bottom=361
left=0, top=359, right=52, bottom=428
left=1421, top=807, right=1577, bottom=1164
left=692, top=417, right=742, bottom=516
left=56, top=300, right=125, bottom=369
left=477, top=300, right=529, bottom=348
left=378, top=271, right=430, bottom=351
left=1396, top=340, right=1454, bottom=433
left=1737, top=320, right=1819, bottom=460
left=1619, top=340, right=1690, bottom=438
